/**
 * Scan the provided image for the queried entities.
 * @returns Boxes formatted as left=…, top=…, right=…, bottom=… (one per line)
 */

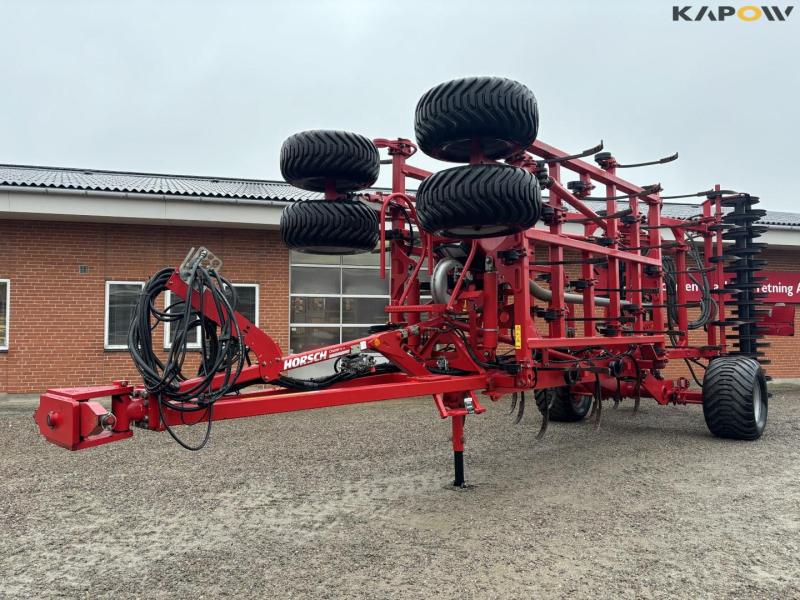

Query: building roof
left=579, top=198, right=703, bottom=222
left=576, top=199, right=800, bottom=228
left=0, top=162, right=796, bottom=228
left=0, top=163, right=319, bottom=201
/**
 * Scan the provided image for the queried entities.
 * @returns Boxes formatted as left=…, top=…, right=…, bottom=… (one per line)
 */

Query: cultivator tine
left=535, top=390, right=550, bottom=440
left=614, top=152, right=679, bottom=169
left=659, top=188, right=739, bottom=200
left=507, top=392, right=518, bottom=415
left=571, top=208, right=634, bottom=222
left=592, top=374, right=603, bottom=429
left=536, top=403, right=549, bottom=440
left=584, top=184, right=662, bottom=202
left=514, top=391, right=526, bottom=424
left=540, top=140, right=604, bottom=164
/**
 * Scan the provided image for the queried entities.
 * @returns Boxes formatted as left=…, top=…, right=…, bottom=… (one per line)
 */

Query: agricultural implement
left=35, top=77, right=781, bottom=486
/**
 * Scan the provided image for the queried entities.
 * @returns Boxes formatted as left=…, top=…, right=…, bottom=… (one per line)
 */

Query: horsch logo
left=283, top=350, right=328, bottom=370
left=673, top=5, right=794, bottom=20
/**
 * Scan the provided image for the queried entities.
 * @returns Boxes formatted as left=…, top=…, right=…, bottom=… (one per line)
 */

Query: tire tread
left=415, top=77, right=539, bottom=162
left=416, top=164, right=541, bottom=238
left=702, top=356, right=767, bottom=440
left=281, top=199, right=379, bottom=254
left=280, top=130, right=379, bottom=193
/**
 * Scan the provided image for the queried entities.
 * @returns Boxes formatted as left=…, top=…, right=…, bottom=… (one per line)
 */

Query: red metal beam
left=158, top=374, right=489, bottom=425
left=526, top=229, right=662, bottom=266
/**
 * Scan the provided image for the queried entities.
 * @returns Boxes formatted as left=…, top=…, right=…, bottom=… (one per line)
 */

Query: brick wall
left=0, top=218, right=796, bottom=393
left=0, top=220, right=289, bottom=393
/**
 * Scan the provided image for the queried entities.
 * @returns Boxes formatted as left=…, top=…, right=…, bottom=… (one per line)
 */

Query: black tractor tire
left=414, top=77, right=539, bottom=162
left=702, top=356, right=767, bottom=440
left=536, top=386, right=592, bottom=422
left=280, top=130, right=380, bottom=193
left=415, top=163, right=541, bottom=238
left=280, top=199, right=379, bottom=255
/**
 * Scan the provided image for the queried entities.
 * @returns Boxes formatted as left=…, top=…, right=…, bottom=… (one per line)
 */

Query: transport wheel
left=280, top=130, right=380, bottom=193
left=280, top=199, right=379, bottom=254
left=536, top=387, right=592, bottom=422
left=702, top=356, right=767, bottom=440
left=414, top=76, right=539, bottom=162
left=415, top=163, right=541, bottom=238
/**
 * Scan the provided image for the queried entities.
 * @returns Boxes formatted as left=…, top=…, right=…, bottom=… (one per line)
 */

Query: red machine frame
left=34, top=136, right=763, bottom=483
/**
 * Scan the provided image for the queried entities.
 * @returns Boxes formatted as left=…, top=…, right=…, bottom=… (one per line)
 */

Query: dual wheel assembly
left=279, top=76, right=544, bottom=252
left=279, top=130, right=381, bottom=254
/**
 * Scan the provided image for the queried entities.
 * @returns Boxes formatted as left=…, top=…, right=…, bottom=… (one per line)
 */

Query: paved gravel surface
left=2, top=389, right=800, bottom=599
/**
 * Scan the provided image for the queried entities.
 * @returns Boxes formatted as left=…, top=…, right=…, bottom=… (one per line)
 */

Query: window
left=164, top=283, right=259, bottom=349
left=0, top=279, right=9, bottom=351
left=289, top=251, right=389, bottom=355
left=232, top=284, right=259, bottom=325
left=105, top=281, right=143, bottom=349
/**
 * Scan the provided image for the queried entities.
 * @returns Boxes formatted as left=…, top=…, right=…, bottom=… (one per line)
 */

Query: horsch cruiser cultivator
left=35, top=77, right=779, bottom=486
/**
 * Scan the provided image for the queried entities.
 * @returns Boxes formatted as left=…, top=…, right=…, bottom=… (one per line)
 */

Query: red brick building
left=1, top=163, right=798, bottom=393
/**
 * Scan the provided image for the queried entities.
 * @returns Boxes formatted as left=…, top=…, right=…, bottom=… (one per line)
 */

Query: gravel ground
left=2, top=389, right=800, bottom=599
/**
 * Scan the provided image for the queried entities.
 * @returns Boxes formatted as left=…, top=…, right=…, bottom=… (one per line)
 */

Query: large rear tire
left=280, top=199, right=379, bottom=255
left=415, top=164, right=541, bottom=239
left=702, top=356, right=767, bottom=440
left=414, top=77, right=539, bottom=162
left=280, top=130, right=380, bottom=193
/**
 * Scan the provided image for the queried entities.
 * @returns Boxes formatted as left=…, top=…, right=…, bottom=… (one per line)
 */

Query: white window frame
left=0, top=279, right=9, bottom=351
left=163, top=283, right=259, bottom=349
left=232, top=283, right=260, bottom=327
left=104, top=280, right=144, bottom=350
left=288, top=254, right=390, bottom=353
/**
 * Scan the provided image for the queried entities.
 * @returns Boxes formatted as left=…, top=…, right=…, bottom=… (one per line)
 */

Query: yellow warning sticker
left=514, top=325, right=522, bottom=350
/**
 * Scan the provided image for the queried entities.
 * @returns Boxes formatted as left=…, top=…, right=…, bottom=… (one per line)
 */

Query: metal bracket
left=179, top=247, right=223, bottom=282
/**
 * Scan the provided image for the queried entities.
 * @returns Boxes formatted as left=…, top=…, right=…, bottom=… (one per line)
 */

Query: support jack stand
left=451, top=414, right=468, bottom=489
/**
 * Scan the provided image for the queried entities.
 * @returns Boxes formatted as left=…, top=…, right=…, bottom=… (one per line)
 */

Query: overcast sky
left=1, top=0, right=797, bottom=210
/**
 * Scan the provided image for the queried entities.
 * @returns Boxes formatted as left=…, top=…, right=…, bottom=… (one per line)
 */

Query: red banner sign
left=685, top=271, right=800, bottom=303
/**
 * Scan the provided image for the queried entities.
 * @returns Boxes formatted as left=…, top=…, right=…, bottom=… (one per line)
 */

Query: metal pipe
left=431, top=258, right=461, bottom=305
left=529, top=279, right=612, bottom=307
left=432, top=258, right=646, bottom=310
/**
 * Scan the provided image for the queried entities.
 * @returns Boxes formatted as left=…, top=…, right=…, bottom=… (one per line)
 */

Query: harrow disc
left=718, top=193, right=769, bottom=365
left=720, top=194, right=760, bottom=207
